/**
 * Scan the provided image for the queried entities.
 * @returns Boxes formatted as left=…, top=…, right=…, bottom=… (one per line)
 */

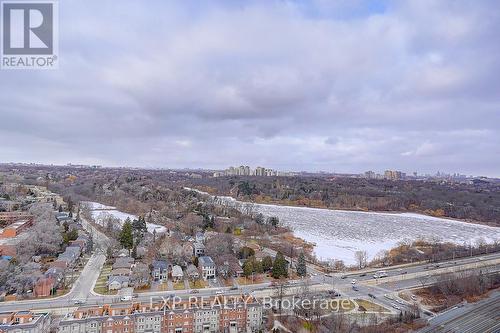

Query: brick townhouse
left=0, top=311, right=51, bottom=333
left=58, top=295, right=263, bottom=333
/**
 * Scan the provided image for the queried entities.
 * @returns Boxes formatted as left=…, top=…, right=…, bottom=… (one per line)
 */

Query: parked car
left=328, top=290, right=341, bottom=297
left=384, top=294, right=394, bottom=300
left=410, top=295, right=417, bottom=301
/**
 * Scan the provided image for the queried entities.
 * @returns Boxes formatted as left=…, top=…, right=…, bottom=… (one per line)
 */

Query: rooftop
left=198, top=256, right=215, bottom=267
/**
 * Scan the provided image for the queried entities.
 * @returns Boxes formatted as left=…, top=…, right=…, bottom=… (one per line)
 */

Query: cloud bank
left=1, top=0, right=499, bottom=176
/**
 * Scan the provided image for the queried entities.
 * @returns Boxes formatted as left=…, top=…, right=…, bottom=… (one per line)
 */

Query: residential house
left=69, top=235, right=89, bottom=252
left=182, top=242, right=193, bottom=258
left=116, top=249, right=130, bottom=257
left=193, top=241, right=205, bottom=257
left=0, top=200, right=18, bottom=212
left=107, top=276, right=130, bottom=291
left=186, top=264, right=199, bottom=280
left=55, top=212, right=73, bottom=224
left=171, top=265, right=183, bottom=282
left=151, top=260, right=170, bottom=282
left=218, top=258, right=244, bottom=278
left=195, top=231, right=205, bottom=243
left=44, top=267, right=64, bottom=285
left=198, top=256, right=216, bottom=280
left=112, top=257, right=134, bottom=270
left=34, top=276, right=56, bottom=297
left=110, top=268, right=131, bottom=277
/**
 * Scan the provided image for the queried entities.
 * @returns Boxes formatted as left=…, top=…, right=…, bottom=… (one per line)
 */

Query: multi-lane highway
left=418, top=291, right=500, bottom=333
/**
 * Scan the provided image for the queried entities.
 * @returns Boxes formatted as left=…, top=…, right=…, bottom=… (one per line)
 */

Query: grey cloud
left=0, top=0, right=499, bottom=176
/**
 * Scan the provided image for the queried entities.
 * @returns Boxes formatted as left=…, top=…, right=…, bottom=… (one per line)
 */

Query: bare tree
left=130, top=262, right=150, bottom=288
left=354, top=250, right=368, bottom=269
left=273, top=278, right=289, bottom=316
left=16, top=203, right=62, bottom=263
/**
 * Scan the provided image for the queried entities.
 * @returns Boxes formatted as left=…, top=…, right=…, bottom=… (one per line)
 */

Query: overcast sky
left=1, top=0, right=499, bottom=176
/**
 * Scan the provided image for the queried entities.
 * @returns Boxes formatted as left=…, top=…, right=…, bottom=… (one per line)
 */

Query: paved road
left=418, top=291, right=500, bottom=333
left=342, top=252, right=500, bottom=283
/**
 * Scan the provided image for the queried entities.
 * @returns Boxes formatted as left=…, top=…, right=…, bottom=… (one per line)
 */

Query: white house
left=171, top=265, right=184, bottom=282
left=198, top=256, right=216, bottom=280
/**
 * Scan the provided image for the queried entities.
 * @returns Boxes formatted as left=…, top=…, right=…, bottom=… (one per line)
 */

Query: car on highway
left=215, top=290, right=224, bottom=295
left=191, top=289, right=199, bottom=294
left=341, top=275, right=347, bottom=279
left=396, top=299, right=404, bottom=305
left=391, top=303, right=400, bottom=310
left=120, top=295, right=132, bottom=302
left=74, top=300, right=86, bottom=305
left=368, top=293, right=376, bottom=299
left=384, top=294, right=394, bottom=300
left=328, top=290, right=341, bottom=297
left=359, top=273, right=366, bottom=277
left=351, top=279, right=357, bottom=284
left=423, top=310, right=434, bottom=316
left=410, top=295, right=417, bottom=301
left=352, top=285, right=359, bottom=291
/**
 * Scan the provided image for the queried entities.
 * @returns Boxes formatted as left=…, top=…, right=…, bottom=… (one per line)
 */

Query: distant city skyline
left=1, top=1, right=499, bottom=177
left=0, top=162, right=489, bottom=179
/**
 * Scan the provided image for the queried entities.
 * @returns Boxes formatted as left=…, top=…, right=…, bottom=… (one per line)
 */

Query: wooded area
left=190, top=176, right=500, bottom=226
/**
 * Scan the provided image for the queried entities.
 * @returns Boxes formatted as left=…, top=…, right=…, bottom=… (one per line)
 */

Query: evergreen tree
left=131, top=244, right=137, bottom=259
left=243, top=260, right=254, bottom=277
left=203, top=214, right=214, bottom=230
left=254, top=259, right=263, bottom=274
left=119, top=220, right=134, bottom=250
left=262, top=256, right=273, bottom=272
left=132, top=216, right=147, bottom=239
left=268, top=216, right=280, bottom=228
left=297, top=252, right=307, bottom=277
left=272, top=252, right=288, bottom=279
left=255, top=213, right=265, bottom=225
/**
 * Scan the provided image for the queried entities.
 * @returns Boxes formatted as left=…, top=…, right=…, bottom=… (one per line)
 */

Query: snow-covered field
left=82, top=201, right=167, bottom=235
left=190, top=190, right=500, bottom=265
left=253, top=204, right=500, bottom=265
